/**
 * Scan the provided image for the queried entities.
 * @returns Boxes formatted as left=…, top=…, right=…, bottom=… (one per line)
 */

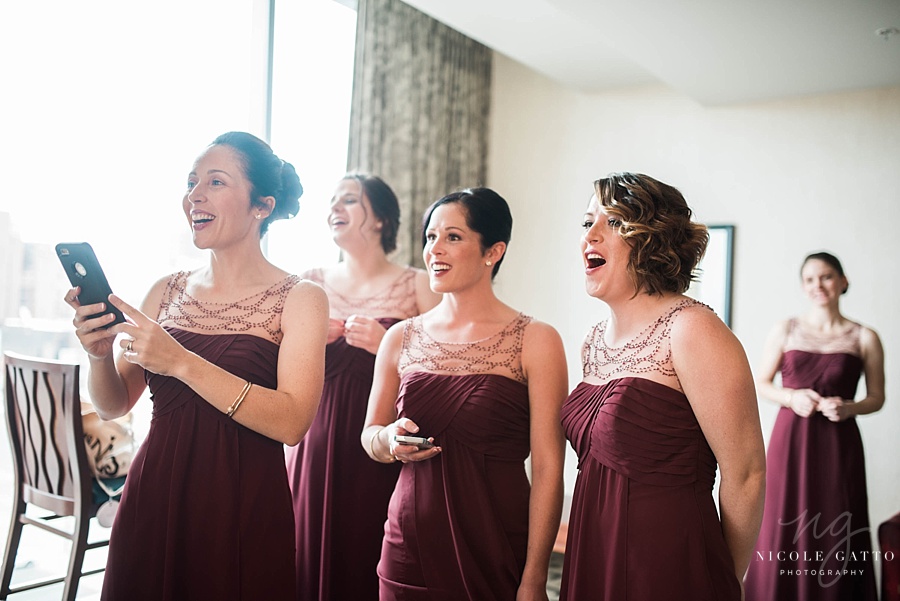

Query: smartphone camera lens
left=74, top=262, right=87, bottom=277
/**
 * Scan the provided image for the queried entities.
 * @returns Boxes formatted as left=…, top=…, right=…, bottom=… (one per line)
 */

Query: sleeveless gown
left=378, top=313, right=533, bottom=601
left=101, top=272, right=300, bottom=601
left=743, top=319, right=877, bottom=600
left=559, top=299, right=741, bottom=600
left=285, top=267, right=421, bottom=601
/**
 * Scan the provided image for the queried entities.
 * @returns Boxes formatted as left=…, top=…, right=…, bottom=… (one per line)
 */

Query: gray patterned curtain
left=348, top=0, right=492, bottom=267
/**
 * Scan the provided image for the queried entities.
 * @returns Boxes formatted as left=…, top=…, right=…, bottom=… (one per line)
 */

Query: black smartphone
left=55, top=242, right=126, bottom=328
left=394, top=435, right=435, bottom=450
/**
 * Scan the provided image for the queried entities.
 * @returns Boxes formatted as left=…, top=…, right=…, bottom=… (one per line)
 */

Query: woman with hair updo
left=362, top=188, right=567, bottom=600
left=64, top=131, right=328, bottom=600
left=743, top=251, right=884, bottom=601
left=285, top=173, right=439, bottom=601
left=559, top=173, right=766, bottom=600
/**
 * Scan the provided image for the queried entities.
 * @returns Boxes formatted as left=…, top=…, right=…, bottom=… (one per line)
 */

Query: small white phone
left=393, top=434, right=435, bottom=450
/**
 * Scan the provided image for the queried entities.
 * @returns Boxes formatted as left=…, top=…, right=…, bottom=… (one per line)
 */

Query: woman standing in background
left=286, top=173, right=439, bottom=601
left=560, top=172, right=766, bottom=600
left=743, top=251, right=884, bottom=601
left=363, top=188, right=567, bottom=601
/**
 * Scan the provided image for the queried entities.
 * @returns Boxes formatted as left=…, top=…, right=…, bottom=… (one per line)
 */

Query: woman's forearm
left=519, top=465, right=563, bottom=588
left=845, top=394, right=885, bottom=417
left=173, top=350, right=321, bottom=446
left=87, top=355, right=134, bottom=419
left=719, top=467, right=766, bottom=580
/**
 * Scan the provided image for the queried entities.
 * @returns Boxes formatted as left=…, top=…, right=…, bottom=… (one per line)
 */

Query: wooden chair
left=1, top=352, right=109, bottom=601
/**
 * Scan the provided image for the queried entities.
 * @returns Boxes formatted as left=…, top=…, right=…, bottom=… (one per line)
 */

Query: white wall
left=487, top=53, right=900, bottom=533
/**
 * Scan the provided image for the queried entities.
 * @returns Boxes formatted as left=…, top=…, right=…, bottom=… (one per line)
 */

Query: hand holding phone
left=56, top=242, right=126, bottom=329
left=393, top=434, right=435, bottom=450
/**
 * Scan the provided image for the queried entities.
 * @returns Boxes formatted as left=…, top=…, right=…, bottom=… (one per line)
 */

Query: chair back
left=3, top=351, right=92, bottom=517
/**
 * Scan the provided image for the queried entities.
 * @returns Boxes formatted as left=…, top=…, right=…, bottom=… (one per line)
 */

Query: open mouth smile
left=585, top=252, right=606, bottom=269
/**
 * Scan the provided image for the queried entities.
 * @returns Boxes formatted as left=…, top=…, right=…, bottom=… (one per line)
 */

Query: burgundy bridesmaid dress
left=101, top=272, right=300, bottom=601
left=378, top=314, right=534, bottom=601
left=744, top=319, right=878, bottom=601
left=559, top=299, right=741, bottom=601
left=285, top=267, right=420, bottom=601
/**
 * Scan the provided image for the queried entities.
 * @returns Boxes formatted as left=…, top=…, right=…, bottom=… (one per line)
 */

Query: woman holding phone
left=362, top=188, right=567, bottom=601
left=286, top=173, right=439, bottom=601
left=64, top=131, right=328, bottom=600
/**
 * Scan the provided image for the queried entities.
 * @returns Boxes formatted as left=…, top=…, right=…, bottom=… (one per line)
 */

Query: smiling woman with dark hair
left=64, top=131, right=328, bottom=600
left=362, top=187, right=567, bottom=601
left=285, top=172, right=438, bottom=601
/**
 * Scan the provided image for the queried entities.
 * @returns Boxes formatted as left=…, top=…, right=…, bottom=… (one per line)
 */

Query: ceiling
left=400, top=0, right=900, bottom=105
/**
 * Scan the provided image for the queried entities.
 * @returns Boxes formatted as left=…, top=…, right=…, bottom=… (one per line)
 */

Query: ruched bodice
left=148, top=329, right=279, bottom=415
left=397, top=371, right=530, bottom=461
left=781, top=350, right=863, bottom=400
left=565, top=377, right=717, bottom=488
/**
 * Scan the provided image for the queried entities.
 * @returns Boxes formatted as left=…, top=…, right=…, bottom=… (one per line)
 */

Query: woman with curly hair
left=559, top=172, right=766, bottom=600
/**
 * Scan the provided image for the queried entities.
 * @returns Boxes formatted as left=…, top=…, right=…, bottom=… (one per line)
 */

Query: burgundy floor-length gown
left=101, top=272, right=300, bottom=601
left=559, top=299, right=741, bottom=601
left=378, top=313, right=534, bottom=601
left=744, top=319, right=878, bottom=601
left=285, top=267, right=421, bottom=601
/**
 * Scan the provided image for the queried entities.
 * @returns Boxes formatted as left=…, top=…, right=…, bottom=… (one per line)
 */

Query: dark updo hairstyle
left=342, top=173, right=401, bottom=254
left=801, top=251, right=848, bottom=294
left=211, top=132, right=303, bottom=236
left=421, top=187, right=512, bottom=280
left=594, top=172, right=708, bottom=295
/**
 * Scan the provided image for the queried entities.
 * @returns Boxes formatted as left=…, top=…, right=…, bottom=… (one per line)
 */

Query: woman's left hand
left=818, top=396, right=852, bottom=422
left=344, top=314, right=387, bottom=355
left=108, top=294, right=187, bottom=377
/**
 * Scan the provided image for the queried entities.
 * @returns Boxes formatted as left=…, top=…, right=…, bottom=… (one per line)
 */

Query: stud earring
left=256, top=214, right=262, bottom=220
left=485, top=260, right=492, bottom=266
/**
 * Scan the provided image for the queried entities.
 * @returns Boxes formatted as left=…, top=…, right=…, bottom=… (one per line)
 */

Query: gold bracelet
left=369, top=427, right=396, bottom=463
left=226, top=380, right=253, bottom=418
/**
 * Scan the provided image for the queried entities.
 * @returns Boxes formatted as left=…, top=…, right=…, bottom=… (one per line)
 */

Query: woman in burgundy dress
left=285, top=174, right=439, bottom=601
left=559, top=173, right=766, bottom=600
left=743, top=252, right=885, bottom=601
left=362, top=188, right=568, bottom=601
left=64, top=132, right=328, bottom=601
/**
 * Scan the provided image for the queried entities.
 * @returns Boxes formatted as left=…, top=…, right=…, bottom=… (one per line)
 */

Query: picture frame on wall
left=687, top=225, right=735, bottom=328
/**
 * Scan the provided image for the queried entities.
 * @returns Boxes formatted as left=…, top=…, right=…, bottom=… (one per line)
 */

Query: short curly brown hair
left=594, top=173, right=708, bottom=295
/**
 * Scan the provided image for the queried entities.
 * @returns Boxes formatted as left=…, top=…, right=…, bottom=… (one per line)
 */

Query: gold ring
left=126, top=340, right=134, bottom=353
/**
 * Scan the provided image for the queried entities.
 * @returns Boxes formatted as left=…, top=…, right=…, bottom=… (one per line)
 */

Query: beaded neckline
left=785, top=318, right=861, bottom=356
left=303, top=266, right=420, bottom=321
left=398, top=313, right=532, bottom=384
left=582, top=298, right=709, bottom=390
left=157, top=271, right=300, bottom=345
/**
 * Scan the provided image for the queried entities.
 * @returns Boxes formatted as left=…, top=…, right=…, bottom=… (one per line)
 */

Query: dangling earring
left=485, top=260, right=492, bottom=266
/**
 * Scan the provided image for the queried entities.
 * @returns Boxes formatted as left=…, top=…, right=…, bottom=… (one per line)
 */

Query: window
left=266, top=0, right=358, bottom=274
left=0, top=0, right=357, bottom=357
